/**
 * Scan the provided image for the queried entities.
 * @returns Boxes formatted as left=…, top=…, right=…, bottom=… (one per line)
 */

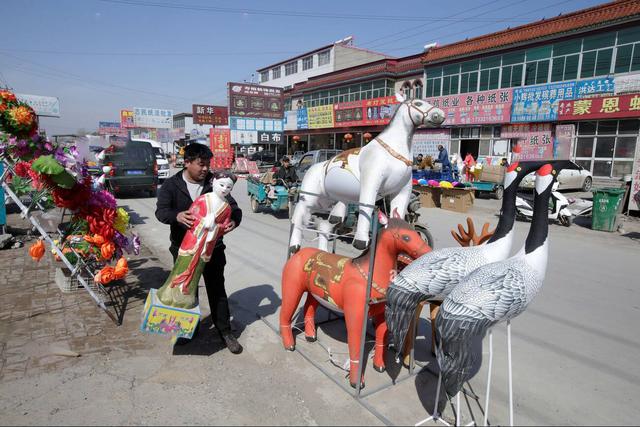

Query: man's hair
left=281, top=156, right=290, bottom=163
left=184, top=143, right=213, bottom=163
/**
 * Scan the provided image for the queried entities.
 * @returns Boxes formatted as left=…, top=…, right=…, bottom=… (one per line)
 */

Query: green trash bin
left=591, top=188, right=625, bottom=232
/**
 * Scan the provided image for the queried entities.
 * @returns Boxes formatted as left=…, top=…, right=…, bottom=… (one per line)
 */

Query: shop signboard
left=615, top=72, right=640, bottom=95
left=229, top=116, right=283, bottom=132
left=228, top=82, right=284, bottom=119
left=334, top=101, right=365, bottom=127
left=558, top=93, right=640, bottom=120
left=230, top=130, right=258, bottom=145
left=554, top=124, right=575, bottom=160
left=257, top=131, right=284, bottom=145
left=576, top=77, right=614, bottom=98
left=502, top=123, right=553, bottom=161
left=120, top=109, right=135, bottom=128
left=98, top=121, right=127, bottom=136
left=362, top=95, right=399, bottom=126
left=296, top=108, right=309, bottom=129
left=15, top=93, right=60, bottom=117
left=210, top=128, right=232, bottom=169
left=630, top=141, right=640, bottom=212
left=284, top=110, right=297, bottom=131
left=193, top=104, right=228, bottom=125
left=426, top=88, right=512, bottom=125
left=307, top=105, right=334, bottom=129
left=511, top=82, right=575, bottom=122
left=130, top=128, right=172, bottom=143
left=412, top=129, right=451, bottom=158
left=133, top=107, right=173, bottom=128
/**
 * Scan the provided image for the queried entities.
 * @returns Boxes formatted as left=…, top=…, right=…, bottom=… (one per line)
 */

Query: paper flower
left=29, top=240, right=45, bottom=262
left=113, top=207, right=129, bottom=234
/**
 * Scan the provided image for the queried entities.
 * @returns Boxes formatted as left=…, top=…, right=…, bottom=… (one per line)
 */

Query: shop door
left=460, top=139, right=480, bottom=161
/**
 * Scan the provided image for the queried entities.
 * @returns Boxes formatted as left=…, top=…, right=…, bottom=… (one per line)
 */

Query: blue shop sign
left=296, top=108, right=308, bottom=130
left=511, top=82, right=576, bottom=122
left=576, top=77, right=615, bottom=98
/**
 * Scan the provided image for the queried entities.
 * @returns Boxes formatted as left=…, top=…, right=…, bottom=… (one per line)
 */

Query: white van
left=132, top=138, right=170, bottom=180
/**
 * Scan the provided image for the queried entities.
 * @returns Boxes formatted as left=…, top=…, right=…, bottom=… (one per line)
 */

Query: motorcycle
left=515, top=183, right=592, bottom=227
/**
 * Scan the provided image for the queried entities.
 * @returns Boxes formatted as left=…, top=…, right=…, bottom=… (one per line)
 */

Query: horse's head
left=378, top=214, right=432, bottom=262
left=395, top=92, right=445, bottom=128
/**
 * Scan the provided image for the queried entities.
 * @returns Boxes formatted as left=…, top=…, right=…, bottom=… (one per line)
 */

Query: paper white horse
left=289, top=93, right=445, bottom=253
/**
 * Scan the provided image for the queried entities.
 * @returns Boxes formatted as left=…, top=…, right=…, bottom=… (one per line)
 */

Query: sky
left=1, top=0, right=605, bottom=135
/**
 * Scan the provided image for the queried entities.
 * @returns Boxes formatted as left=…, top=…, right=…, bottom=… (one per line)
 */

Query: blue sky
left=1, top=0, right=603, bottom=135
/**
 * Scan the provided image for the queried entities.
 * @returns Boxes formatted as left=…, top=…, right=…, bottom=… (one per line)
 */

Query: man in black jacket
left=155, top=143, right=243, bottom=353
left=274, top=156, right=297, bottom=185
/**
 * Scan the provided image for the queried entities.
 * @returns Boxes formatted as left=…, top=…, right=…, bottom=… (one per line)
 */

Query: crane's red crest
left=536, top=164, right=553, bottom=176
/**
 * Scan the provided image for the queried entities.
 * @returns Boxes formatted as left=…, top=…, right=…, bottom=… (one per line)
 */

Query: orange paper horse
left=280, top=217, right=431, bottom=388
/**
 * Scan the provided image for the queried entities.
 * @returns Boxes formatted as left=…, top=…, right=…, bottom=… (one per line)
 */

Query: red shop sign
left=558, top=93, right=640, bottom=120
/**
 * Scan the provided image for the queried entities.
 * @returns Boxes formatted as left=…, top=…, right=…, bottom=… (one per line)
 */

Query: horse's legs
left=303, top=294, right=319, bottom=341
left=280, top=260, right=307, bottom=351
left=353, top=172, right=383, bottom=249
left=289, top=194, right=318, bottom=253
left=344, top=299, right=366, bottom=388
left=372, top=314, right=388, bottom=373
left=316, top=218, right=335, bottom=252
left=329, top=201, right=347, bottom=224
left=389, top=179, right=412, bottom=219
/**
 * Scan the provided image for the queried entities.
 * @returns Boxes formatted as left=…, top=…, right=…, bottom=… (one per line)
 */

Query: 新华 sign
left=193, top=104, right=228, bottom=125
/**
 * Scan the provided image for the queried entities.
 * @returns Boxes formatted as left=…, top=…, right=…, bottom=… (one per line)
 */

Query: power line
left=0, top=48, right=302, bottom=57
left=95, top=0, right=535, bottom=23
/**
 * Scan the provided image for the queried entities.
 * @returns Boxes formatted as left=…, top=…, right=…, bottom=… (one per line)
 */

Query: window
left=272, top=66, right=281, bottom=79
left=501, top=64, right=523, bottom=88
left=580, top=48, right=613, bottom=78
left=574, top=120, right=639, bottom=178
left=479, top=68, right=499, bottom=91
left=318, top=50, right=330, bottom=66
left=260, top=71, right=269, bottom=82
left=401, top=82, right=412, bottom=98
left=413, top=81, right=423, bottom=99
left=285, top=61, right=298, bottom=76
left=425, top=66, right=443, bottom=97
left=302, top=56, right=313, bottom=71
left=550, top=54, right=579, bottom=82
left=524, top=59, right=550, bottom=85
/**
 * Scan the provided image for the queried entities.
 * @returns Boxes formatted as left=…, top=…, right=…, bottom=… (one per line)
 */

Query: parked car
left=296, top=149, right=343, bottom=181
left=248, top=150, right=276, bottom=165
left=133, top=138, right=170, bottom=180
left=290, top=151, right=305, bottom=166
left=519, top=160, right=593, bottom=191
left=102, top=138, right=158, bottom=197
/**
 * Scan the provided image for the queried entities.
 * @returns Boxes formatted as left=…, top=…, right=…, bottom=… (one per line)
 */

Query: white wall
left=260, top=47, right=335, bottom=89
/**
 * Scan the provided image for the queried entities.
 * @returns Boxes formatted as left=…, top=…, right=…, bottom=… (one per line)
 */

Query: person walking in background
left=464, top=152, right=476, bottom=182
left=155, top=143, right=244, bottom=354
left=435, top=145, right=452, bottom=173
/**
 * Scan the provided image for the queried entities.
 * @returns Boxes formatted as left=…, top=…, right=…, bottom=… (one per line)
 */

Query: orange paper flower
left=94, top=266, right=116, bottom=285
left=29, top=240, right=45, bottom=262
left=114, top=257, right=128, bottom=279
left=84, top=234, right=106, bottom=246
left=9, top=105, right=35, bottom=126
left=100, top=241, right=116, bottom=260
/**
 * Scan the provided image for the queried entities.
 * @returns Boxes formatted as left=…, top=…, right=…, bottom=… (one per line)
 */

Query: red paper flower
left=14, top=161, right=32, bottom=178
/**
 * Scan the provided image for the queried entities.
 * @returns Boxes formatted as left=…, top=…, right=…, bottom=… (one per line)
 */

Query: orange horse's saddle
left=303, top=252, right=349, bottom=305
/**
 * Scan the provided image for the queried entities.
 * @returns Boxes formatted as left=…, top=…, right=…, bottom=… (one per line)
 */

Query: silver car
left=519, top=160, right=593, bottom=191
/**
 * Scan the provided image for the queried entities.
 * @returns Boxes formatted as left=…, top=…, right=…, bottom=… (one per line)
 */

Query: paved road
left=119, top=170, right=640, bottom=426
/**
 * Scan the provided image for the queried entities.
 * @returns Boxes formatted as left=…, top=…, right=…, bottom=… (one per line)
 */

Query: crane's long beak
left=385, top=277, right=425, bottom=357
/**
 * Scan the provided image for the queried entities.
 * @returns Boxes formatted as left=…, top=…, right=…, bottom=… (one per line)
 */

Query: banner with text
left=307, top=105, right=335, bottom=129
left=98, top=121, right=127, bottom=136
left=210, top=128, right=232, bottom=169
left=334, top=101, right=365, bottom=127
left=193, top=104, right=228, bottom=125
left=362, top=95, right=399, bottom=126
left=554, top=124, right=575, bottom=160
left=133, top=107, right=173, bottom=128
left=120, top=109, right=135, bottom=128
left=228, top=82, right=283, bottom=119
left=16, top=94, right=60, bottom=117
left=230, top=130, right=258, bottom=145
left=558, top=93, right=640, bottom=120
left=427, top=89, right=513, bottom=125
left=411, top=129, right=451, bottom=158
left=502, top=123, right=553, bottom=160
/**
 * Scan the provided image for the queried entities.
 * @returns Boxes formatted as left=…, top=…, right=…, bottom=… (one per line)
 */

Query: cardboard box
left=413, top=186, right=441, bottom=208
left=440, top=188, right=475, bottom=213
left=141, top=288, right=201, bottom=339
left=479, top=165, right=505, bottom=184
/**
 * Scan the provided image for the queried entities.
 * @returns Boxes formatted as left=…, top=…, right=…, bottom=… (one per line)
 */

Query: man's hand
left=223, top=220, right=237, bottom=234
left=176, top=210, right=196, bottom=228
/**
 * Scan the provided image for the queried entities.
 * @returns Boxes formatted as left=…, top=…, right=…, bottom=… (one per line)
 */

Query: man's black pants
left=169, top=244, right=232, bottom=335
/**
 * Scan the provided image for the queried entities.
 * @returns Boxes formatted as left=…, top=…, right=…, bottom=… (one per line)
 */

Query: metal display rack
left=0, top=159, right=119, bottom=325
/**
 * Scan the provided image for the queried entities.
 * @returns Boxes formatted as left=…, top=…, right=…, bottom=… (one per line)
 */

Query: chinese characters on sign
left=192, top=104, right=228, bottom=125
left=427, top=89, right=513, bottom=125
left=229, top=117, right=283, bottom=132
left=511, top=82, right=575, bottom=122
left=334, top=101, right=365, bottom=127
left=16, top=94, right=61, bottom=117
left=554, top=124, right=575, bottom=161
left=120, top=109, right=135, bottom=128
left=230, top=130, right=258, bottom=145
left=209, top=128, right=233, bottom=169
left=362, top=96, right=399, bottom=126
left=228, top=82, right=284, bottom=119
left=558, top=93, right=640, bottom=120
left=296, top=108, right=309, bottom=129
left=307, top=105, right=335, bottom=129
left=575, top=78, right=615, bottom=98
left=133, top=107, right=173, bottom=128
left=411, top=129, right=451, bottom=158
left=502, top=123, right=553, bottom=161
left=98, top=121, right=127, bottom=136
left=257, top=131, right=284, bottom=145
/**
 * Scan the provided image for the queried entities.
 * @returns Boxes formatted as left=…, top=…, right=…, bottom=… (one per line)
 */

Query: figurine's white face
left=212, top=177, right=234, bottom=198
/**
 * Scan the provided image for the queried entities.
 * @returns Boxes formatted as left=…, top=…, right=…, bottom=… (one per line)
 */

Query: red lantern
left=344, top=133, right=353, bottom=142
left=363, top=132, right=372, bottom=142
left=292, top=135, right=300, bottom=142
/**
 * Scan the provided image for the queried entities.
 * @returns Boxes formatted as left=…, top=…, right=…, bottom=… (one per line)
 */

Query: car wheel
left=493, top=186, right=504, bottom=200
left=581, top=176, right=592, bottom=192
left=251, top=196, right=260, bottom=213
